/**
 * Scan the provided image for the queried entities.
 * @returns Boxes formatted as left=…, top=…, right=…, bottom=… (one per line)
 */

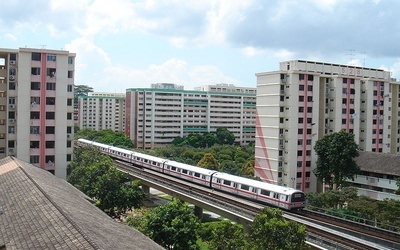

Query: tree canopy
left=76, top=128, right=134, bottom=149
left=314, top=129, right=360, bottom=189
left=197, top=153, right=219, bottom=170
left=74, top=84, right=94, bottom=97
left=138, top=199, right=200, bottom=250
left=171, top=127, right=236, bottom=147
left=249, top=207, right=308, bottom=249
left=68, top=145, right=144, bottom=216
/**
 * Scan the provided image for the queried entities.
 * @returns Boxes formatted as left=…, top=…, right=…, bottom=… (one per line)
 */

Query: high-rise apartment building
left=125, top=83, right=256, bottom=149
left=0, top=47, right=75, bottom=179
left=78, top=92, right=126, bottom=132
left=255, top=60, right=399, bottom=192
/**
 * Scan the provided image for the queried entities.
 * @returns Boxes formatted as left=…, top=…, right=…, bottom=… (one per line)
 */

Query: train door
left=279, top=194, right=287, bottom=209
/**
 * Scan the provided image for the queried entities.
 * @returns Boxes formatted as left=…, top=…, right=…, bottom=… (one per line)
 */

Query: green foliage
left=396, top=179, right=400, bottom=195
left=197, top=153, right=219, bottom=171
left=198, top=221, right=247, bottom=250
left=76, top=128, right=134, bottom=148
left=216, top=127, right=235, bottom=145
left=314, top=129, right=360, bottom=189
left=151, top=144, right=254, bottom=178
left=307, top=188, right=400, bottom=231
left=68, top=146, right=144, bottom=216
left=142, top=199, right=200, bottom=250
left=74, top=84, right=94, bottom=97
left=249, top=207, right=308, bottom=250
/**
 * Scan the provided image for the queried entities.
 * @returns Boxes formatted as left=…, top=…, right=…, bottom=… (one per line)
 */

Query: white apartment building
left=125, top=83, right=256, bottom=149
left=78, top=92, right=125, bottom=132
left=255, top=60, right=399, bottom=193
left=0, top=47, right=75, bottom=179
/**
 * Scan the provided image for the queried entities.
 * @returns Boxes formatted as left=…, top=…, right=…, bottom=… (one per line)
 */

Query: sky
left=1, top=0, right=400, bottom=92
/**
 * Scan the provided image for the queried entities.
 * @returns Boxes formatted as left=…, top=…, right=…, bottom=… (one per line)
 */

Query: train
left=77, top=138, right=306, bottom=210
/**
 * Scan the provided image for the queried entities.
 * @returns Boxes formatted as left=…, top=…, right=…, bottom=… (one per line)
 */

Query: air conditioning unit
left=67, top=134, right=71, bottom=138
left=281, top=79, right=287, bottom=83
left=279, top=145, right=284, bottom=149
left=9, top=119, right=15, bottom=123
left=10, top=60, right=16, bottom=65
left=9, top=104, right=15, bottom=109
left=8, top=148, right=14, bottom=154
left=279, top=134, right=284, bottom=137
left=9, top=76, right=15, bottom=81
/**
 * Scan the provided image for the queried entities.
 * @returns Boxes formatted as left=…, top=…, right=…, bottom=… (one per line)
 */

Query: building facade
left=0, top=48, right=75, bottom=179
left=78, top=92, right=125, bottom=132
left=125, top=83, right=256, bottom=149
left=255, top=60, right=399, bottom=193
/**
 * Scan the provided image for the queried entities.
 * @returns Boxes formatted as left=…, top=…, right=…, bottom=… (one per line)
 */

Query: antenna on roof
left=360, top=51, right=367, bottom=67
left=36, top=45, right=47, bottom=49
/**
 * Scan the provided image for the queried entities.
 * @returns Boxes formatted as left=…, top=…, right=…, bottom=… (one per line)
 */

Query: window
left=30, top=156, right=39, bottom=164
left=46, top=141, right=55, bottom=148
left=8, top=111, right=15, bottom=119
left=9, top=82, right=16, bottom=90
left=30, top=141, right=39, bottom=148
left=30, top=112, right=40, bottom=119
left=67, top=126, right=72, bottom=133
left=307, top=85, right=313, bottom=91
left=31, top=68, right=41, bottom=75
left=46, top=97, right=55, bottom=105
left=31, top=82, right=40, bottom=90
left=67, top=154, right=72, bottom=161
left=8, top=140, right=15, bottom=148
left=67, top=140, right=72, bottom=148
left=30, top=126, right=39, bottom=134
left=31, top=97, right=40, bottom=105
left=67, top=85, right=73, bottom=92
left=45, top=155, right=55, bottom=163
left=47, top=82, right=56, bottom=90
left=308, top=75, right=314, bottom=81
left=67, top=99, right=72, bottom=106
left=46, top=126, right=55, bottom=134
left=68, top=71, right=73, bottom=78
left=47, top=68, right=56, bottom=77
left=299, top=84, right=304, bottom=91
left=47, top=54, right=56, bottom=62
left=297, top=172, right=302, bottom=178
left=299, top=74, right=304, bottom=80
left=299, top=96, right=304, bottom=102
left=8, top=126, right=15, bottom=134
left=46, top=112, right=55, bottom=119
left=67, top=113, right=72, bottom=120
left=68, top=57, right=74, bottom=64
left=31, top=53, right=41, bottom=61
left=260, top=189, right=270, bottom=196
left=9, top=98, right=15, bottom=104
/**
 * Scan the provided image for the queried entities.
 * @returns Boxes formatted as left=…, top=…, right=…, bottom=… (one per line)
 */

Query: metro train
left=77, top=138, right=306, bottom=210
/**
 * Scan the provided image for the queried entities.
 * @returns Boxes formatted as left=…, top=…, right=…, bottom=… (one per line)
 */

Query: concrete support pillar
left=194, top=206, right=203, bottom=220
left=142, top=185, right=150, bottom=198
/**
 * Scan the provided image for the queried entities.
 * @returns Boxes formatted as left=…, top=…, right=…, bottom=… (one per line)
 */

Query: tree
left=216, top=127, right=235, bottom=145
left=314, top=129, right=360, bottom=189
left=143, top=199, right=200, bottom=250
left=74, top=84, right=94, bottom=97
left=197, top=153, right=219, bottom=170
left=249, top=207, right=308, bottom=250
left=75, top=129, right=134, bottom=148
left=395, top=179, right=400, bottom=195
left=68, top=146, right=144, bottom=216
left=199, top=221, right=247, bottom=250
left=241, top=158, right=255, bottom=178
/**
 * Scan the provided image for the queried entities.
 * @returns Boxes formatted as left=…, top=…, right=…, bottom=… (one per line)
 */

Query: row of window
left=29, top=154, right=72, bottom=164
left=30, top=68, right=74, bottom=78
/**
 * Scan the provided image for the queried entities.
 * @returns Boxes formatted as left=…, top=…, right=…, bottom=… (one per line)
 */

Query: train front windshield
left=291, top=192, right=305, bottom=202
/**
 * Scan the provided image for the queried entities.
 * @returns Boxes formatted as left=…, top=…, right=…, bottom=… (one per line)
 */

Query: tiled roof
left=355, top=151, right=400, bottom=176
left=0, top=157, right=163, bottom=250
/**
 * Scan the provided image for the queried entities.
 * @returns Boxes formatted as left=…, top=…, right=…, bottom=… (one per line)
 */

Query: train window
left=241, top=184, right=250, bottom=191
left=194, top=172, right=200, bottom=177
left=171, top=166, right=176, bottom=171
left=202, top=175, right=206, bottom=179
left=216, top=179, right=221, bottom=183
left=177, top=168, right=181, bottom=173
left=188, top=171, right=192, bottom=176
left=165, top=165, right=170, bottom=169
left=182, top=169, right=188, bottom=174
left=260, top=189, right=270, bottom=196
left=223, top=180, right=231, bottom=186
left=252, top=188, right=257, bottom=193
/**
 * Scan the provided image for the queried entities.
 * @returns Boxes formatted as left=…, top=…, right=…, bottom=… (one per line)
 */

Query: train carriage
left=76, top=138, right=306, bottom=210
left=163, top=160, right=217, bottom=186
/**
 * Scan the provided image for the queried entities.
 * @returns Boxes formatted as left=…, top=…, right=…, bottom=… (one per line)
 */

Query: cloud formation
left=1, top=0, right=400, bottom=91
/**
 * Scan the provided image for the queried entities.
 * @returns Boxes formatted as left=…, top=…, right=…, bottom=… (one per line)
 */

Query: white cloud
left=4, top=33, right=17, bottom=40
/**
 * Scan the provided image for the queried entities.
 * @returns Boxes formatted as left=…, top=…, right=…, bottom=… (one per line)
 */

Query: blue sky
left=1, top=0, right=400, bottom=92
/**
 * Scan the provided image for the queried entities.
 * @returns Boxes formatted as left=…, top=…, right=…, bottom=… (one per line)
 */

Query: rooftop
left=0, top=156, right=163, bottom=250
left=356, top=151, right=400, bottom=176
